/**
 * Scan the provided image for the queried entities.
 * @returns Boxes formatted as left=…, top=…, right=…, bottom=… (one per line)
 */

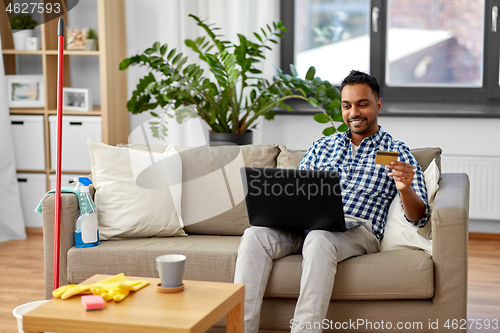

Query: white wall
left=125, top=0, right=162, bottom=132
left=380, top=117, right=500, bottom=157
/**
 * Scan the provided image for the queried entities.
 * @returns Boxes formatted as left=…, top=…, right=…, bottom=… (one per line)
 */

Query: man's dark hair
left=340, top=70, right=380, bottom=99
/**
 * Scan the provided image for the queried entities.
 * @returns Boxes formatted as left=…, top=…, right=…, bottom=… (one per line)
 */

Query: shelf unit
left=1, top=0, right=129, bottom=191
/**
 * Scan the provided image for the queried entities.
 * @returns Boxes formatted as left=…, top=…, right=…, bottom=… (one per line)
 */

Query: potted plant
left=85, top=28, right=98, bottom=51
left=10, top=13, right=37, bottom=51
left=120, top=15, right=346, bottom=144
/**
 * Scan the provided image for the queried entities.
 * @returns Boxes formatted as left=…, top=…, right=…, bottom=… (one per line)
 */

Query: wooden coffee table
left=23, top=275, right=244, bottom=333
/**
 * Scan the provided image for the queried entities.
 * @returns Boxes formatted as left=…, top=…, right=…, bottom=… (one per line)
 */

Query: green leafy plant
left=10, top=13, right=37, bottom=30
left=120, top=14, right=346, bottom=139
left=87, top=29, right=97, bottom=40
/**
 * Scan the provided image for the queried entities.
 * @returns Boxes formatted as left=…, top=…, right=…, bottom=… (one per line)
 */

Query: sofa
left=41, top=143, right=469, bottom=332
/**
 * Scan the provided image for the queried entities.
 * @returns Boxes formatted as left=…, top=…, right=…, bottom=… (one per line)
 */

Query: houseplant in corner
left=120, top=15, right=347, bottom=144
left=10, top=13, right=37, bottom=50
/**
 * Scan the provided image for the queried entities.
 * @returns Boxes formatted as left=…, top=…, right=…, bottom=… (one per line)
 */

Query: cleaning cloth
left=53, top=273, right=150, bottom=302
left=35, top=186, right=80, bottom=213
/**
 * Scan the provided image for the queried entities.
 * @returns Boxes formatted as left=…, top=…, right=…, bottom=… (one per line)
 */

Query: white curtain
left=0, top=35, right=26, bottom=242
left=128, top=0, right=281, bottom=146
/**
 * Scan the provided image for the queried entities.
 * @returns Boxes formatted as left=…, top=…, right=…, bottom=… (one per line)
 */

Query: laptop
left=240, top=167, right=346, bottom=232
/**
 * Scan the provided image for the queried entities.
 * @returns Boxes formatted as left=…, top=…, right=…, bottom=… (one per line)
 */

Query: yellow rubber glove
left=52, top=284, right=93, bottom=299
left=90, top=275, right=149, bottom=302
left=91, top=283, right=134, bottom=302
left=52, top=284, right=76, bottom=298
left=52, top=273, right=150, bottom=302
left=90, top=274, right=149, bottom=302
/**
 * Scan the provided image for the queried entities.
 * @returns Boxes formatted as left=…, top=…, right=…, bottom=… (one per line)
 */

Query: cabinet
left=1, top=0, right=128, bottom=197
left=49, top=115, right=102, bottom=171
left=10, top=115, right=45, bottom=170
left=17, top=173, right=46, bottom=228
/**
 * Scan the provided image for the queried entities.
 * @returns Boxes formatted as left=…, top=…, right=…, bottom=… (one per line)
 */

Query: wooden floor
left=0, top=234, right=45, bottom=333
left=0, top=235, right=499, bottom=333
left=467, top=238, right=500, bottom=332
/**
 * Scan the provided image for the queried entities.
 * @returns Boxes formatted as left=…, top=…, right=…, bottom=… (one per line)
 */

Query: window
left=294, top=0, right=371, bottom=84
left=385, top=0, right=484, bottom=87
left=280, top=0, right=500, bottom=114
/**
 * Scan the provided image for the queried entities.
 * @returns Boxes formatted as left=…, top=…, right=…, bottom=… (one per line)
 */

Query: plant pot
left=209, top=130, right=253, bottom=146
left=12, top=29, right=34, bottom=50
left=85, top=39, right=98, bottom=51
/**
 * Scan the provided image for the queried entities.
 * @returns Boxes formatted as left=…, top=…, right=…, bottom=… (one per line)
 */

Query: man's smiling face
left=341, top=83, right=382, bottom=144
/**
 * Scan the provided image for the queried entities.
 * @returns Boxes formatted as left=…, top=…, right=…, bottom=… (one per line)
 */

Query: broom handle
left=53, top=18, right=64, bottom=291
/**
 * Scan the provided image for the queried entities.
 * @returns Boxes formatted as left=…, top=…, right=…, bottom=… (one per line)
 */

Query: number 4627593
left=6, top=2, right=61, bottom=14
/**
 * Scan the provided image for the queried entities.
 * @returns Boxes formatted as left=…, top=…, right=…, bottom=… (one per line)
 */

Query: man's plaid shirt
left=298, top=127, right=429, bottom=241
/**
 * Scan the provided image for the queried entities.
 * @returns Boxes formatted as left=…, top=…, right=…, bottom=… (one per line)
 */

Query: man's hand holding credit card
left=376, top=150, right=417, bottom=192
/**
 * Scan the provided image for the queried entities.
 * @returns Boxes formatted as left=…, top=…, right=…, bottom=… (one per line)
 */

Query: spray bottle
left=75, top=177, right=99, bottom=248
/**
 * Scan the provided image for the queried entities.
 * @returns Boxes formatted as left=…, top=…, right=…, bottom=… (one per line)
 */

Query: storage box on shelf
left=17, top=173, right=46, bottom=228
left=10, top=115, right=45, bottom=170
left=1, top=1, right=128, bottom=233
left=49, top=115, right=102, bottom=171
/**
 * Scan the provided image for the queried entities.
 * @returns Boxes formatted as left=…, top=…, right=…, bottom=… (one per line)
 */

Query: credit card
left=375, top=151, right=398, bottom=165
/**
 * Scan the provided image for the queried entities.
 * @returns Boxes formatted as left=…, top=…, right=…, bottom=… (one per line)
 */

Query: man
left=234, top=70, right=429, bottom=333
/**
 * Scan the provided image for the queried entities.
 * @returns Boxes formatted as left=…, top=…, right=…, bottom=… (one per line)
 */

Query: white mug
left=156, top=254, right=186, bottom=288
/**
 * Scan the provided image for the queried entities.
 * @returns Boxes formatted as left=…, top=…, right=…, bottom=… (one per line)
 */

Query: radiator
left=441, top=155, right=500, bottom=220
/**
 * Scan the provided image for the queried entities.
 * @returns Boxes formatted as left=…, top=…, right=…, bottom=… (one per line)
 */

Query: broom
left=53, top=17, right=65, bottom=290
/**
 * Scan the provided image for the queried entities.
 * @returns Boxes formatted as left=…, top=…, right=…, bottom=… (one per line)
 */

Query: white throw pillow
left=88, top=140, right=185, bottom=239
left=380, top=159, right=440, bottom=255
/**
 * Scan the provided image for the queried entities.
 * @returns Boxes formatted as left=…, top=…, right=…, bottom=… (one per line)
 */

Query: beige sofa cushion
left=67, top=236, right=240, bottom=284
left=176, top=144, right=279, bottom=236
left=267, top=249, right=434, bottom=300
left=277, top=145, right=308, bottom=169
left=67, top=237, right=433, bottom=300
left=410, top=147, right=442, bottom=173
left=381, top=159, right=440, bottom=254
left=88, top=140, right=185, bottom=239
left=118, top=144, right=170, bottom=153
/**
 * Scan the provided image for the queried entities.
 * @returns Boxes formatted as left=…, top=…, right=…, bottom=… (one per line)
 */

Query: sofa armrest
left=42, top=191, right=80, bottom=299
left=431, top=173, right=469, bottom=320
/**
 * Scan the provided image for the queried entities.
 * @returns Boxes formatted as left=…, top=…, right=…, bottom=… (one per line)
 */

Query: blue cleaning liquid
left=75, top=230, right=99, bottom=248
left=74, top=177, right=100, bottom=249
